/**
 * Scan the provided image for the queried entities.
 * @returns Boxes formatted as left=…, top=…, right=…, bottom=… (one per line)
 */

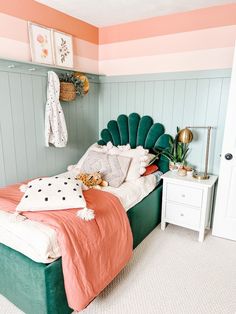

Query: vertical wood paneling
left=135, top=82, right=145, bottom=116
left=99, top=71, right=230, bottom=175
left=0, top=65, right=99, bottom=187
left=21, top=74, right=38, bottom=179
left=143, top=81, right=154, bottom=116
left=172, top=80, right=186, bottom=133
left=192, top=79, right=210, bottom=170
left=32, top=75, right=47, bottom=176
left=0, top=126, right=6, bottom=186
left=8, top=73, right=28, bottom=181
left=152, top=81, right=164, bottom=122
left=162, top=81, right=175, bottom=133
left=183, top=80, right=198, bottom=127
left=99, top=81, right=105, bottom=131
left=126, top=82, right=136, bottom=114
left=110, top=83, right=119, bottom=120
left=0, top=72, right=18, bottom=184
left=103, top=83, right=111, bottom=127
left=118, top=83, right=127, bottom=115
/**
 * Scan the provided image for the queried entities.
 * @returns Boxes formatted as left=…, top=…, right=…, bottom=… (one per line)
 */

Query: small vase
left=183, top=165, right=193, bottom=177
left=176, top=162, right=184, bottom=170
left=169, top=162, right=178, bottom=173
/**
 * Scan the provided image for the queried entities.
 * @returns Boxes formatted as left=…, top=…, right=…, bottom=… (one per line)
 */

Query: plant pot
left=169, top=162, right=178, bottom=173
left=176, top=162, right=184, bottom=169
left=169, top=162, right=184, bottom=173
left=60, top=82, right=76, bottom=102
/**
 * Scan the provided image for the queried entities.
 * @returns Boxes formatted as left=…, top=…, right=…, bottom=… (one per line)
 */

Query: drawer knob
left=180, top=213, right=184, bottom=217
left=225, top=153, right=233, bottom=160
left=181, top=194, right=186, bottom=198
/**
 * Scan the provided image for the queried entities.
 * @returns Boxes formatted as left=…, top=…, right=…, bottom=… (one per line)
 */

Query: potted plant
left=59, top=73, right=86, bottom=102
left=149, top=127, right=189, bottom=173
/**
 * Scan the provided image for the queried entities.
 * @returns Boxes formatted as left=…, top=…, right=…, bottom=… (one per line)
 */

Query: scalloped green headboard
left=97, top=113, right=172, bottom=173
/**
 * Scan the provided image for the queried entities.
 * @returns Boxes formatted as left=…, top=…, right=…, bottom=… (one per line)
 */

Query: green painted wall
left=99, top=70, right=231, bottom=175
left=0, top=59, right=99, bottom=187
left=0, top=60, right=231, bottom=187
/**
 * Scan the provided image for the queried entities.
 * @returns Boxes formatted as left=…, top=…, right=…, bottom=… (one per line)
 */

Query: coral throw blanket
left=0, top=183, right=133, bottom=311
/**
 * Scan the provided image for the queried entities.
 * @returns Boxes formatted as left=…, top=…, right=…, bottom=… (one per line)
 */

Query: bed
left=0, top=113, right=171, bottom=314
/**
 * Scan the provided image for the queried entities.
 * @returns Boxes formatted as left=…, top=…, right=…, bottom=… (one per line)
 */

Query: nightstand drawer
left=166, top=183, right=203, bottom=207
left=165, top=202, right=200, bottom=230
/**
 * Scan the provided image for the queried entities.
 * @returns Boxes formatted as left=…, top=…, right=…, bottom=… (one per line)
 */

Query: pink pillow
left=143, top=164, right=159, bottom=176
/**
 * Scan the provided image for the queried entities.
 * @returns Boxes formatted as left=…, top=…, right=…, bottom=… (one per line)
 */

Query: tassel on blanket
left=19, top=184, right=28, bottom=193
left=10, top=212, right=27, bottom=223
left=67, top=164, right=76, bottom=171
left=77, top=207, right=95, bottom=221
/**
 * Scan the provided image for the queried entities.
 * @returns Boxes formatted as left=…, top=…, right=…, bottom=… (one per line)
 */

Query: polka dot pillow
left=16, top=177, right=86, bottom=212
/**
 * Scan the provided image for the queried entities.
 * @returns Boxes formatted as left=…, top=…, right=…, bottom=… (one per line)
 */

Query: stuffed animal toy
left=76, top=172, right=108, bottom=189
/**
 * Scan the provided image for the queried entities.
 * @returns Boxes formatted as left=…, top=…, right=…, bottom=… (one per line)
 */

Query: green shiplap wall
left=0, top=61, right=231, bottom=187
left=99, top=70, right=231, bottom=175
left=0, top=60, right=99, bottom=187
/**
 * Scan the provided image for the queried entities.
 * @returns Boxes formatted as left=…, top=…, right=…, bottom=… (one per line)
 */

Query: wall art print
left=28, top=22, right=54, bottom=65
left=52, top=30, right=74, bottom=68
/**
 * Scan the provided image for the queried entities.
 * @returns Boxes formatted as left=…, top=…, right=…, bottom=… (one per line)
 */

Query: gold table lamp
left=178, top=126, right=213, bottom=180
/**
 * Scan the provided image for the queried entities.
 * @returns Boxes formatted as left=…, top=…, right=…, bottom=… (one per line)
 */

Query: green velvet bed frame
left=0, top=113, right=171, bottom=314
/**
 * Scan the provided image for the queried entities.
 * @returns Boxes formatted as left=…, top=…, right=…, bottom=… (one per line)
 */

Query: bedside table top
left=161, top=171, right=218, bottom=187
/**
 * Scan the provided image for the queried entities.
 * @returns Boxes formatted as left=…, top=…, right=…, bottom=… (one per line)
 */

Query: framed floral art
left=28, top=22, right=54, bottom=65
left=52, top=30, right=74, bottom=68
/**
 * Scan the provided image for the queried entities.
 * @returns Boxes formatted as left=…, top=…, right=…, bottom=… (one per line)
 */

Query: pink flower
left=41, top=49, right=48, bottom=58
left=37, top=34, right=44, bottom=44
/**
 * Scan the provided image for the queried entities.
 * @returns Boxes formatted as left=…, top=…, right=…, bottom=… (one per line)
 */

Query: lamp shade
left=178, top=128, right=193, bottom=144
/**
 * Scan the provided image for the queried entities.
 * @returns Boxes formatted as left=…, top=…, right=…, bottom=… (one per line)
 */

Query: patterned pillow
left=107, top=144, right=153, bottom=181
left=72, top=143, right=111, bottom=171
left=17, top=177, right=86, bottom=212
left=80, top=150, right=131, bottom=188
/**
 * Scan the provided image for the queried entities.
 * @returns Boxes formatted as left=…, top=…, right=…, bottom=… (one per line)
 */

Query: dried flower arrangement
left=59, top=72, right=88, bottom=101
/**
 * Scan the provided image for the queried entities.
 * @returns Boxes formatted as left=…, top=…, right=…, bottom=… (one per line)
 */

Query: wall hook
left=28, top=68, right=36, bottom=71
left=8, top=64, right=15, bottom=68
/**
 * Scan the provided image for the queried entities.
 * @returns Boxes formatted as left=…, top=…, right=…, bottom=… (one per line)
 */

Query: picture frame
left=52, top=30, right=74, bottom=68
left=28, top=22, right=54, bottom=65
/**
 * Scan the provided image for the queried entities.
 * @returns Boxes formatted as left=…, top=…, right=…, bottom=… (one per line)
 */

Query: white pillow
left=68, top=143, right=111, bottom=171
left=69, top=142, right=154, bottom=182
left=79, top=150, right=131, bottom=188
left=16, top=177, right=95, bottom=221
left=107, top=144, right=151, bottom=181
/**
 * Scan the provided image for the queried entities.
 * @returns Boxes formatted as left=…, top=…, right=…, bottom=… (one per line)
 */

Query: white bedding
left=0, top=174, right=159, bottom=263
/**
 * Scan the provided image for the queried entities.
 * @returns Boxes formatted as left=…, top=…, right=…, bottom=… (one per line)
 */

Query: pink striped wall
left=99, top=3, right=236, bottom=44
left=0, top=0, right=98, bottom=44
left=0, top=3, right=236, bottom=75
left=99, top=25, right=236, bottom=75
left=0, top=13, right=99, bottom=73
left=99, top=4, right=236, bottom=75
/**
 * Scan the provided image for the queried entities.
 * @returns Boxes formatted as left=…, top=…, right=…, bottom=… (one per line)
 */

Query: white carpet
left=1, top=225, right=236, bottom=314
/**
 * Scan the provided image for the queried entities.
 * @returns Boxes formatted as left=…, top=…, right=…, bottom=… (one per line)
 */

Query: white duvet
left=0, top=174, right=159, bottom=263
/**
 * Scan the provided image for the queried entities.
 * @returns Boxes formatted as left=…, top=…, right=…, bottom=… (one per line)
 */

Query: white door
left=212, top=42, right=236, bottom=241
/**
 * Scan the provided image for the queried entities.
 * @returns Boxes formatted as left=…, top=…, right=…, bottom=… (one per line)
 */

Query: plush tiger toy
left=76, top=172, right=108, bottom=189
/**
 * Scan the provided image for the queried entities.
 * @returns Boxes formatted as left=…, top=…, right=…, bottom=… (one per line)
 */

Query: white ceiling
left=36, top=0, right=236, bottom=27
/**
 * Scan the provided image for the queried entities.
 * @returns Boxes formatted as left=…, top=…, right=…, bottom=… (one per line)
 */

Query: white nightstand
left=161, top=171, right=218, bottom=242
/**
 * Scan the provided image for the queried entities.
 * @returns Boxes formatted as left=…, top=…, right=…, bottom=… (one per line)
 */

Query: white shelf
left=0, top=57, right=99, bottom=81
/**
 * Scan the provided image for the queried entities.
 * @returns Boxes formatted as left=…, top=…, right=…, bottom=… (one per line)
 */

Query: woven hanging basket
left=60, top=82, right=76, bottom=102
left=74, top=72, right=90, bottom=95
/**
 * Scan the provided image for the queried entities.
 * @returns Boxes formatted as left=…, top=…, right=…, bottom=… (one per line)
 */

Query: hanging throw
left=45, top=71, right=68, bottom=147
